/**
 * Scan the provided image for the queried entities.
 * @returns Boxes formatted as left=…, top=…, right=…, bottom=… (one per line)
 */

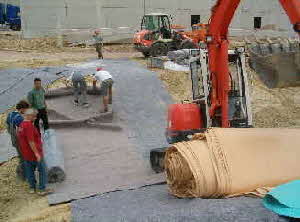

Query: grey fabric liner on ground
left=43, top=129, right=66, bottom=183
left=0, top=132, right=18, bottom=164
left=0, top=60, right=104, bottom=113
left=104, top=59, right=172, bottom=159
left=0, top=67, right=69, bottom=113
left=47, top=59, right=172, bottom=205
left=47, top=126, right=165, bottom=205
left=71, top=184, right=293, bottom=222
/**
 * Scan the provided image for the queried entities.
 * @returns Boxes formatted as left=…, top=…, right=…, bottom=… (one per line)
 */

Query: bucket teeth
left=248, top=38, right=300, bottom=88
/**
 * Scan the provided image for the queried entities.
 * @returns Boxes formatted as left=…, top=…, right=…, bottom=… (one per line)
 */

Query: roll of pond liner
left=165, top=128, right=300, bottom=198
left=43, top=129, right=66, bottom=183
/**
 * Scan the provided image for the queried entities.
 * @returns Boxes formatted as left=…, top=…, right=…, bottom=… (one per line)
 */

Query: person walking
left=93, top=67, right=113, bottom=113
left=6, top=100, right=30, bottom=180
left=93, top=30, right=103, bottom=59
left=17, top=108, right=53, bottom=195
left=27, top=78, right=49, bottom=132
left=70, top=71, right=89, bottom=107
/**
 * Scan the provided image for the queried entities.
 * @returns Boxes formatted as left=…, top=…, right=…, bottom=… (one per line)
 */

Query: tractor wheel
left=150, top=42, right=168, bottom=57
left=142, top=52, right=150, bottom=57
left=180, top=39, right=197, bottom=49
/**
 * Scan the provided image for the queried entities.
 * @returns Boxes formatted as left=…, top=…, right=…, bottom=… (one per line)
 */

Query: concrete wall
left=20, top=0, right=297, bottom=41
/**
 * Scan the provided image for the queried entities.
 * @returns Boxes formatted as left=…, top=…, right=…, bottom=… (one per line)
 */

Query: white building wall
left=20, top=0, right=297, bottom=40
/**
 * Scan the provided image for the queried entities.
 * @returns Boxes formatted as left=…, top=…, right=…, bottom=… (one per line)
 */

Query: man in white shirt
left=93, top=67, right=114, bottom=112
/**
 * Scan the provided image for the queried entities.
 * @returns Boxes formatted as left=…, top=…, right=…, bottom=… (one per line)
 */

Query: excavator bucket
left=248, top=39, right=300, bottom=88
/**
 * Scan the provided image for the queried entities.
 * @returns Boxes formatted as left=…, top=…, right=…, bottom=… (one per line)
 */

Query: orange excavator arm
left=206, top=0, right=300, bottom=127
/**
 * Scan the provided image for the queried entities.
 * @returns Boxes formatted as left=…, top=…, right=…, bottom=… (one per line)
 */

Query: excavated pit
left=46, top=87, right=114, bottom=128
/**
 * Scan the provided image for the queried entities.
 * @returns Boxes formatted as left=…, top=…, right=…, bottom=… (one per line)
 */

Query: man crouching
left=17, top=109, right=53, bottom=196
left=93, top=67, right=113, bottom=113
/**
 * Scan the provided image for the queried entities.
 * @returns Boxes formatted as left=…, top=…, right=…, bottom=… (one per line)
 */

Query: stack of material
left=43, top=129, right=66, bottom=183
left=167, top=49, right=191, bottom=65
left=165, top=128, right=300, bottom=198
left=148, top=56, right=169, bottom=69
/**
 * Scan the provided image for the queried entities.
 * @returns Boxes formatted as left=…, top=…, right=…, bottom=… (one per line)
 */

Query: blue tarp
left=263, top=180, right=300, bottom=218
left=6, top=4, right=20, bottom=25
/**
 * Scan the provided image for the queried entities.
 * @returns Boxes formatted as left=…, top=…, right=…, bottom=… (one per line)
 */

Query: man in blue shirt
left=6, top=100, right=30, bottom=180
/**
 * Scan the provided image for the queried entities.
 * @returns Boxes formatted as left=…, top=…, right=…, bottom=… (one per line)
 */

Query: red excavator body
left=166, top=104, right=203, bottom=144
left=150, top=0, right=300, bottom=173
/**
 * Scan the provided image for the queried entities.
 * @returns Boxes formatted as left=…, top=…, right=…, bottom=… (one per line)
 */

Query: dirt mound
left=248, top=66, right=300, bottom=128
left=0, top=38, right=63, bottom=52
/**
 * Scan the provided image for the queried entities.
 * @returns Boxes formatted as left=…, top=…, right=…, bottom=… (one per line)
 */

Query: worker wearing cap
left=17, top=108, right=53, bottom=196
left=70, top=71, right=89, bottom=107
left=93, top=67, right=113, bottom=113
left=93, top=30, right=103, bottom=59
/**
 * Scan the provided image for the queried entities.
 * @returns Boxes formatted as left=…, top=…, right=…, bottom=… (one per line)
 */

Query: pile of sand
left=0, top=37, right=63, bottom=52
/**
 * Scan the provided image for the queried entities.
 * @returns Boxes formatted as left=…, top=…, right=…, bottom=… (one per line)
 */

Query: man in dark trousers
left=6, top=100, right=30, bottom=180
left=70, top=71, right=89, bottom=107
left=27, top=78, right=49, bottom=132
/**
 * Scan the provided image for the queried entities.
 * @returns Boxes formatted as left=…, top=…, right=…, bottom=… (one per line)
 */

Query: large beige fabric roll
left=165, top=128, right=300, bottom=198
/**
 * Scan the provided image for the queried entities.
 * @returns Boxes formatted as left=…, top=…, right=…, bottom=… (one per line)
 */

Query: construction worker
left=27, top=78, right=49, bottom=132
left=17, top=108, right=53, bottom=195
left=70, top=71, right=89, bottom=107
left=93, top=67, right=113, bottom=113
left=6, top=100, right=30, bottom=180
left=93, top=30, right=103, bottom=59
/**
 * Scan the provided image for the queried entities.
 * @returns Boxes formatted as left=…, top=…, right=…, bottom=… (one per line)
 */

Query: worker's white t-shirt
left=94, top=71, right=112, bottom=82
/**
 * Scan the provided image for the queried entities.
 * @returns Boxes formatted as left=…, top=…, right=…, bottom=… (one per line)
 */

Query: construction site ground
left=0, top=37, right=300, bottom=222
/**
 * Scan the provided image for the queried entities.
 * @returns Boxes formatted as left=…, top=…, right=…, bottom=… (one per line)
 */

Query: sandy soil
left=0, top=45, right=141, bottom=70
left=0, top=159, right=70, bottom=222
left=1, top=40, right=299, bottom=222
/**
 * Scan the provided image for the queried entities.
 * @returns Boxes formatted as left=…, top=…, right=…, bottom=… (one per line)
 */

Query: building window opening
left=191, top=15, right=200, bottom=26
left=254, top=17, right=262, bottom=29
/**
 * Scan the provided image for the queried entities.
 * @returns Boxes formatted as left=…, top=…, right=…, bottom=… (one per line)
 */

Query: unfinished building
left=20, top=0, right=297, bottom=42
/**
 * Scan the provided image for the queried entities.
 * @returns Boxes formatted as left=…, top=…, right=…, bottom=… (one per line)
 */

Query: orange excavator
left=133, top=13, right=206, bottom=57
left=150, top=0, right=300, bottom=173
